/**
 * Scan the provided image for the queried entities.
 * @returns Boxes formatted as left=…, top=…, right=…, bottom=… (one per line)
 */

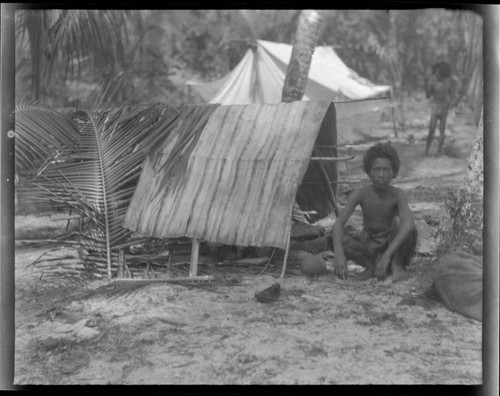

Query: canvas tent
left=124, top=100, right=339, bottom=253
left=186, top=39, right=393, bottom=144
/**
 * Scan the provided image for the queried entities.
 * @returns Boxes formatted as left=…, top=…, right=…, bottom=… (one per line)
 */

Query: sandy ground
left=14, top=118, right=483, bottom=385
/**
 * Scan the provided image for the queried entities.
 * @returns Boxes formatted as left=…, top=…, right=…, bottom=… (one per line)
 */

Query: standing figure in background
left=425, top=61, right=457, bottom=156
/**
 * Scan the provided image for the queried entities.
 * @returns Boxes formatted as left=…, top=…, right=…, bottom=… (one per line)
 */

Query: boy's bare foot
left=391, top=260, right=408, bottom=282
left=352, top=267, right=375, bottom=281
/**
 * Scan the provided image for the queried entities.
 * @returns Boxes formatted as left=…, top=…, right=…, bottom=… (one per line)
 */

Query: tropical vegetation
left=15, top=9, right=483, bottom=114
left=13, top=8, right=484, bottom=278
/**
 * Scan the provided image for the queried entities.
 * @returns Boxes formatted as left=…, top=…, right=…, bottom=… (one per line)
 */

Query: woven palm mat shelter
left=124, top=100, right=339, bottom=254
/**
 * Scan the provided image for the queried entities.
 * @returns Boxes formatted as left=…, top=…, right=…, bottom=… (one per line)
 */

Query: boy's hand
left=333, top=255, right=348, bottom=280
left=375, top=254, right=391, bottom=280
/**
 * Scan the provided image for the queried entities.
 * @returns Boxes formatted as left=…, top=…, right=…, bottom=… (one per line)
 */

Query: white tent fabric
left=186, top=39, right=391, bottom=105
left=186, top=39, right=394, bottom=143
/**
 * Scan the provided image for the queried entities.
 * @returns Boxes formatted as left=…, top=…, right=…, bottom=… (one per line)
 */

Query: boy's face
left=368, top=157, right=394, bottom=187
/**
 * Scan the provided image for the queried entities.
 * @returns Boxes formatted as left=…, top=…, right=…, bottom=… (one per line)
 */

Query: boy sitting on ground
left=331, top=143, right=417, bottom=282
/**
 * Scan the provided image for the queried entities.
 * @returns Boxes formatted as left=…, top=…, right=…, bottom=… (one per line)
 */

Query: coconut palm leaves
left=15, top=103, right=80, bottom=179
left=15, top=9, right=136, bottom=101
left=16, top=102, right=180, bottom=278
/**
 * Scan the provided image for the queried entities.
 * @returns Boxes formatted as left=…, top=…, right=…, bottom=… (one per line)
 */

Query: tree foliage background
left=15, top=8, right=483, bottom=120
left=13, top=8, right=484, bottom=277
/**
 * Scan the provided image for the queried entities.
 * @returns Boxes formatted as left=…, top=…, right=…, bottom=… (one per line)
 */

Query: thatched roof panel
left=124, top=101, right=333, bottom=249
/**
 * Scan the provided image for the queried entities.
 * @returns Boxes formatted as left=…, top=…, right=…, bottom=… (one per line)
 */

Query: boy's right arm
left=332, top=189, right=361, bottom=279
left=449, top=77, right=459, bottom=107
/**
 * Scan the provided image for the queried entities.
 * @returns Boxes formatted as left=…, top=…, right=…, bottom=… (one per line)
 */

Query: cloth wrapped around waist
left=431, top=102, right=450, bottom=116
left=346, top=225, right=417, bottom=267
left=349, top=227, right=394, bottom=259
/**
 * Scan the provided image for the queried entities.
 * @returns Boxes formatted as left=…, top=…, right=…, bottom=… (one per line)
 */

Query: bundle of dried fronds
left=28, top=246, right=93, bottom=287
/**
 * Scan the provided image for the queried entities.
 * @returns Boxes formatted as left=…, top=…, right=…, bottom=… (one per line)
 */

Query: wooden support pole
left=319, top=165, right=340, bottom=216
left=189, top=238, right=199, bottom=277
left=279, top=203, right=294, bottom=282
left=309, top=155, right=355, bottom=162
left=279, top=231, right=291, bottom=281
left=118, top=248, right=124, bottom=278
left=391, top=102, right=398, bottom=138
left=313, top=148, right=341, bottom=216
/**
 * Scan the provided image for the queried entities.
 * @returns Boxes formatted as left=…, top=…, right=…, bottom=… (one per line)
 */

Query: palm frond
left=47, top=10, right=135, bottom=78
left=17, top=101, right=182, bottom=279
left=15, top=104, right=80, bottom=176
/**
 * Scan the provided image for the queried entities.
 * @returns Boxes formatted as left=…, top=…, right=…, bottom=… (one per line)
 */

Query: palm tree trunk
left=26, top=10, right=45, bottom=101
left=281, top=10, right=324, bottom=102
left=280, top=10, right=338, bottom=218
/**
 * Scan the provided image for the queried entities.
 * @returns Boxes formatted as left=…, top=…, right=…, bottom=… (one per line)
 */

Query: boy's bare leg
left=437, top=121, right=446, bottom=154
left=437, top=137, right=445, bottom=154
left=390, top=256, right=407, bottom=282
left=425, top=132, right=433, bottom=155
left=344, top=241, right=376, bottom=281
left=352, top=258, right=376, bottom=281
left=426, top=113, right=438, bottom=155
left=390, top=232, right=415, bottom=282
left=338, top=235, right=377, bottom=281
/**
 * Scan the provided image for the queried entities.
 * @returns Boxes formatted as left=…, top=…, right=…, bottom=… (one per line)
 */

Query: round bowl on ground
left=300, top=254, right=328, bottom=276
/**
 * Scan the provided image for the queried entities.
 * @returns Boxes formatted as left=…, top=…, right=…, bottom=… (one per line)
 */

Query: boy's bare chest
left=360, top=192, right=398, bottom=216
left=432, top=80, right=451, bottom=101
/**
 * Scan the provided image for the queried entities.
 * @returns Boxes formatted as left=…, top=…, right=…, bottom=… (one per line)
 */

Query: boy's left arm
left=449, top=76, right=460, bottom=107
left=375, top=190, right=416, bottom=279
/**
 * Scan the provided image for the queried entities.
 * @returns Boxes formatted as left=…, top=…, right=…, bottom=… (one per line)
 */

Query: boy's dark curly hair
left=362, top=142, right=400, bottom=177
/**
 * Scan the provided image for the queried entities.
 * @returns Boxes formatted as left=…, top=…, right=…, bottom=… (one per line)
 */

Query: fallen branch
left=403, top=350, right=434, bottom=365
left=302, top=294, right=323, bottom=302
left=218, top=257, right=269, bottom=266
left=28, top=248, right=65, bottom=267
left=114, top=275, right=214, bottom=283
left=16, top=238, right=80, bottom=246
left=393, top=347, right=434, bottom=365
